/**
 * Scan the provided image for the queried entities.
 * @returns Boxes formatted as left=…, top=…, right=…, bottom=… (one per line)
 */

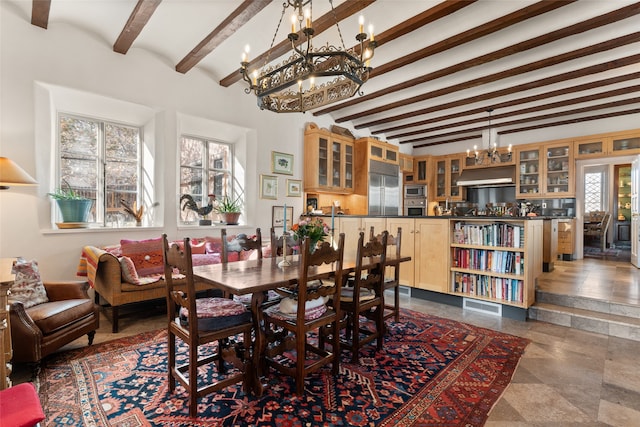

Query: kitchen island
left=308, top=214, right=554, bottom=320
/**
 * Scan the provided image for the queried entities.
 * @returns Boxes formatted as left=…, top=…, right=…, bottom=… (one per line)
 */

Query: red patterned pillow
left=10, top=258, right=49, bottom=308
left=204, top=236, right=223, bottom=254
left=120, top=237, right=163, bottom=276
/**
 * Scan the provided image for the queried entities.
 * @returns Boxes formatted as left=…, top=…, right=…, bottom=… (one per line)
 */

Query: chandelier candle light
left=240, top=0, right=376, bottom=113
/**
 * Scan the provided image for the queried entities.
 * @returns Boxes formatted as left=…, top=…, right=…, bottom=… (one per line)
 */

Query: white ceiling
left=8, top=0, right=640, bottom=149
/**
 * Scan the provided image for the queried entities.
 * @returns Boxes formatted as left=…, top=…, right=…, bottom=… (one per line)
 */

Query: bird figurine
left=180, top=194, right=215, bottom=218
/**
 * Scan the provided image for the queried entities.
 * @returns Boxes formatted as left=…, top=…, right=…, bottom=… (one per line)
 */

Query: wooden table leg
left=249, top=291, right=267, bottom=396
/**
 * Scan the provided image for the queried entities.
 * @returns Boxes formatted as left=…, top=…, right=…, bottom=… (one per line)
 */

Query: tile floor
left=12, top=257, right=640, bottom=426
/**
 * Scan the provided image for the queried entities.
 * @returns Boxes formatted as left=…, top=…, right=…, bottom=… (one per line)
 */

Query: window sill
left=42, top=226, right=165, bottom=235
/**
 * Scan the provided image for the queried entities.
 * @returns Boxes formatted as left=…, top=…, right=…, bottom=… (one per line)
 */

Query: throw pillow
left=120, top=256, right=162, bottom=286
left=10, top=257, right=49, bottom=308
left=120, top=237, right=163, bottom=276
left=204, top=236, right=223, bottom=254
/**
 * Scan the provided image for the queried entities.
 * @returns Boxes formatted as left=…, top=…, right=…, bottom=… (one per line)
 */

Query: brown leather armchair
left=10, top=281, right=99, bottom=363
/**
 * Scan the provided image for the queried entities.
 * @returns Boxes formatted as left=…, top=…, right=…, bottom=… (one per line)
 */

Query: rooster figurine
left=180, top=194, right=215, bottom=218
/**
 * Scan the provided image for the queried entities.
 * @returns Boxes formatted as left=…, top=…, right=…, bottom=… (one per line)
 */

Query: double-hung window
left=57, top=113, right=143, bottom=227
left=179, top=136, right=234, bottom=224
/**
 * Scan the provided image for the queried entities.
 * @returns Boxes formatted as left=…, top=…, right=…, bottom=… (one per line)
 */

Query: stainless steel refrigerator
left=368, top=160, right=400, bottom=216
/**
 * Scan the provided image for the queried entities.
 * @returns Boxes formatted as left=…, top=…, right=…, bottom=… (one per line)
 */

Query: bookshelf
left=449, top=219, right=542, bottom=308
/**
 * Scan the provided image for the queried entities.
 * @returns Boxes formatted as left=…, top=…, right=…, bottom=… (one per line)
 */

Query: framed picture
left=286, top=179, right=302, bottom=197
left=272, top=151, right=294, bottom=175
left=260, top=174, right=278, bottom=199
left=272, top=205, right=294, bottom=229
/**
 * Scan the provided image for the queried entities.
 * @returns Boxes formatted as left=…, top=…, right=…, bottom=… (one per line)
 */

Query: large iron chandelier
left=240, top=0, right=376, bottom=113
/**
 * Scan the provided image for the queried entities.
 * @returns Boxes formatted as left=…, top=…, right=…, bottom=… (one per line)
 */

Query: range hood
left=456, top=165, right=516, bottom=187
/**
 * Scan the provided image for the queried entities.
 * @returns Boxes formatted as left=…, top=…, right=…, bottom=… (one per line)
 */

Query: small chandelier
left=240, top=0, right=376, bottom=113
left=467, top=109, right=512, bottom=165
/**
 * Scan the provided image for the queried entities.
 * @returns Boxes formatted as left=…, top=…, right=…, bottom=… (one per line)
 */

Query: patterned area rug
left=583, top=246, right=622, bottom=258
left=39, top=309, right=529, bottom=426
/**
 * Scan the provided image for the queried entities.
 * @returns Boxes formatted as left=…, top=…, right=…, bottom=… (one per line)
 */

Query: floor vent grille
left=463, top=298, right=502, bottom=316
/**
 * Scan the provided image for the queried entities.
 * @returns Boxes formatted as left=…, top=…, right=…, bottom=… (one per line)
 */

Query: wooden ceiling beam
left=113, top=0, right=162, bottom=54
left=323, top=2, right=640, bottom=120
left=340, top=30, right=640, bottom=125
left=372, top=0, right=572, bottom=78
left=176, top=0, right=272, bottom=74
left=402, top=98, right=640, bottom=145
left=31, top=0, right=51, bottom=29
left=377, top=72, right=640, bottom=136
left=414, top=107, right=640, bottom=147
left=363, top=58, right=640, bottom=130
left=219, top=0, right=376, bottom=87
left=314, top=0, right=579, bottom=116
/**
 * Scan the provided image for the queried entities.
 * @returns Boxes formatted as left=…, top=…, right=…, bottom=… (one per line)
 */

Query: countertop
left=306, top=214, right=574, bottom=220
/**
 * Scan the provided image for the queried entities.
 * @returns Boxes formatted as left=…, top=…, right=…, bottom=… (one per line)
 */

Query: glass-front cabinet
left=434, top=155, right=463, bottom=201
left=575, top=130, right=640, bottom=159
left=516, top=142, right=574, bottom=198
left=304, top=123, right=354, bottom=193
left=516, top=147, right=541, bottom=197
left=544, top=143, right=572, bottom=196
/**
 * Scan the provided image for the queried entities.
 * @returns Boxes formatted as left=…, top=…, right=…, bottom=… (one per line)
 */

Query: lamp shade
left=0, top=157, right=38, bottom=189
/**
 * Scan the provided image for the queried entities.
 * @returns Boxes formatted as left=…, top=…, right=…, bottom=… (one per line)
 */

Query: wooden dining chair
left=269, top=227, right=296, bottom=258
left=221, top=228, right=263, bottom=263
left=370, top=226, right=403, bottom=323
left=262, top=233, right=345, bottom=395
left=162, top=234, right=254, bottom=417
left=338, top=230, right=388, bottom=363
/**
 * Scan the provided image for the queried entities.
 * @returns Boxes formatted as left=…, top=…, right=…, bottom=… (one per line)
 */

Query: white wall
left=0, top=3, right=310, bottom=279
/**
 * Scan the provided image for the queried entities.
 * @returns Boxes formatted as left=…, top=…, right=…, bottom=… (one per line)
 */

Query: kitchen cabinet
left=385, top=217, right=449, bottom=293
left=434, top=155, right=463, bottom=201
left=356, top=137, right=398, bottom=165
left=304, top=123, right=354, bottom=194
left=399, top=153, right=414, bottom=174
left=449, top=219, right=542, bottom=309
left=406, top=156, right=429, bottom=184
left=575, top=130, right=640, bottom=159
left=557, top=219, right=574, bottom=260
left=336, top=216, right=387, bottom=264
left=516, top=142, right=573, bottom=198
left=615, top=164, right=632, bottom=243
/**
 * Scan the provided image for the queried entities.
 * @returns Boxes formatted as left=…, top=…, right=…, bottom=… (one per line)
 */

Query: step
left=528, top=302, right=640, bottom=342
left=535, top=289, right=640, bottom=319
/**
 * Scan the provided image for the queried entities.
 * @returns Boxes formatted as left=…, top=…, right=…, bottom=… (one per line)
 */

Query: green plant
left=47, top=180, right=89, bottom=200
left=214, top=195, right=242, bottom=213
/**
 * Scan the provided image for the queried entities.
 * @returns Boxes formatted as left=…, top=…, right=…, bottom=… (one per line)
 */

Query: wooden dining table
left=192, top=253, right=410, bottom=395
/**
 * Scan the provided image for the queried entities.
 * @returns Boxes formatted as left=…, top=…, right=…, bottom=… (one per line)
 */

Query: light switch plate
left=542, top=202, right=547, bottom=209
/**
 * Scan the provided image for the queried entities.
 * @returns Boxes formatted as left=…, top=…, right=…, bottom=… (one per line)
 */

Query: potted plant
left=215, top=195, right=242, bottom=225
left=48, top=181, right=93, bottom=224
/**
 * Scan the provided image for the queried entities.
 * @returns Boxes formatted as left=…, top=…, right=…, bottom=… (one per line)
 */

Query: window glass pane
left=180, top=167, right=203, bottom=196
left=58, top=114, right=142, bottom=227
left=584, top=171, right=603, bottom=212
left=181, top=137, right=204, bottom=167
left=105, top=123, right=138, bottom=159
left=179, top=136, right=235, bottom=225
left=59, top=116, right=98, bottom=158
left=209, top=142, right=230, bottom=170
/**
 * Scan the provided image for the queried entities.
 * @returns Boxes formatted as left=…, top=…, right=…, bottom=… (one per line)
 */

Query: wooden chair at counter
left=584, top=211, right=611, bottom=252
left=262, top=234, right=346, bottom=395
left=338, top=230, right=388, bottom=363
left=162, top=234, right=254, bottom=417
left=370, top=226, right=403, bottom=323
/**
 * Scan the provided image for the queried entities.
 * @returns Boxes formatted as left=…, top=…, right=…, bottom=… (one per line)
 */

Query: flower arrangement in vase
left=291, top=217, right=330, bottom=252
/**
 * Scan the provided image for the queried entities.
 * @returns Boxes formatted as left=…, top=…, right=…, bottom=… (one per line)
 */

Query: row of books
left=452, top=222, right=524, bottom=248
left=452, top=248, right=524, bottom=275
left=452, top=272, right=524, bottom=302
